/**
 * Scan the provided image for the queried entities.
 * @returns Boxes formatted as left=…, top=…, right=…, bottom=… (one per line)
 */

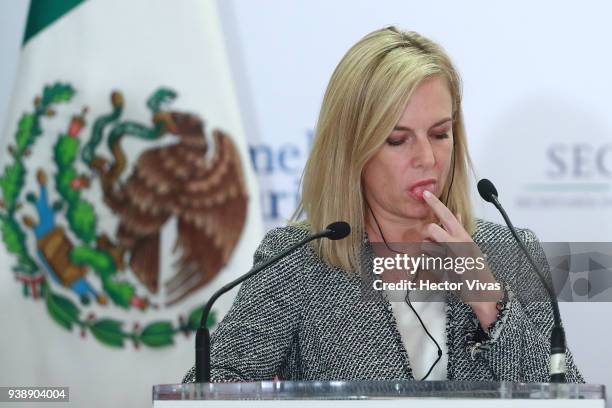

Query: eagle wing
left=164, top=129, right=248, bottom=305
left=114, top=145, right=180, bottom=293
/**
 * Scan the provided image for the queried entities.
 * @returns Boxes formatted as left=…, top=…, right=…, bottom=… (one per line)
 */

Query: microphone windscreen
left=477, top=179, right=498, bottom=203
left=325, top=221, right=351, bottom=240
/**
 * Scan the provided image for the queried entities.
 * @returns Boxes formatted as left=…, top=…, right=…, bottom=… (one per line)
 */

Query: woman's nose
left=411, top=135, right=436, bottom=168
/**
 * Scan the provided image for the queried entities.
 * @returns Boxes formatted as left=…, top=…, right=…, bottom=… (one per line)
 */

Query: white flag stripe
left=0, top=1, right=263, bottom=407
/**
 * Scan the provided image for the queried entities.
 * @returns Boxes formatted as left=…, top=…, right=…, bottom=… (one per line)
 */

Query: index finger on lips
left=422, top=190, right=458, bottom=234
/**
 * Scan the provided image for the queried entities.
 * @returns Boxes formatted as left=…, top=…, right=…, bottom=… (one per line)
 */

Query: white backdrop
left=216, top=0, right=612, bottom=395
left=1, top=0, right=611, bottom=403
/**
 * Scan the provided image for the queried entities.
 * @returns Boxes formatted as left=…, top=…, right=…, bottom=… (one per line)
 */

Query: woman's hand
left=420, top=190, right=504, bottom=332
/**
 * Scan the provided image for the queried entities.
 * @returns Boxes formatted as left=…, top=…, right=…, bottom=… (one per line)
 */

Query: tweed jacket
left=182, top=218, right=584, bottom=383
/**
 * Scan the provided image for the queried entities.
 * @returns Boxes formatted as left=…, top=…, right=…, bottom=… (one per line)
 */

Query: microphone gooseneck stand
left=477, top=178, right=566, bottom=383
left=194, top=221, right=351, bottom=383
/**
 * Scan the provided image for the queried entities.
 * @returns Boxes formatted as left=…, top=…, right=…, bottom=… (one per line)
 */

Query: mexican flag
left=0, top=0, right=262, bottom=406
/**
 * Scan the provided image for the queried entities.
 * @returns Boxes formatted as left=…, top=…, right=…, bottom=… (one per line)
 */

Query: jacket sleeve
left=182, top=227, right=305, bottom=383
left=467, top=228, right=585, bottom=383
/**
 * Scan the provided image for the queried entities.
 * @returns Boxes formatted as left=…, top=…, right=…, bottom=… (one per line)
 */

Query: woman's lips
left=408, top=182, right=436, bottom=201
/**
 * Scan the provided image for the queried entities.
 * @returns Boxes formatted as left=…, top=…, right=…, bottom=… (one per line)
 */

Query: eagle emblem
left=0, top=84, right=248, bottom=348
left=88, top=91, right=248, bottom=305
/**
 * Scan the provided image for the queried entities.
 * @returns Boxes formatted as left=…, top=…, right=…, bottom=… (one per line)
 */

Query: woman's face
left=362, top=75, right=454, bottom=222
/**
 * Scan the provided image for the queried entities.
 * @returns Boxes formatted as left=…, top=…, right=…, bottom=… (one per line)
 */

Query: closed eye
left=386, top=138, right=405, bottom=146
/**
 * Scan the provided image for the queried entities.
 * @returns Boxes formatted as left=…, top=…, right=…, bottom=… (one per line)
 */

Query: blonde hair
left=293, top=26, right=475, bottom=273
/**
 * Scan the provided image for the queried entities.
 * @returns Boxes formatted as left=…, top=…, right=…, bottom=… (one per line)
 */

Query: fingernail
left=423, top=190, right=432, bottom=198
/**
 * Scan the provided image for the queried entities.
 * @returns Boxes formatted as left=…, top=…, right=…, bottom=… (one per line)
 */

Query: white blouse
left=389, top=289, right=448, bottom=380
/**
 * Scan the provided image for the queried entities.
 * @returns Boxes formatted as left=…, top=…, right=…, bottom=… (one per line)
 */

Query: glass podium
left=153, top=381, right=606, bottom=407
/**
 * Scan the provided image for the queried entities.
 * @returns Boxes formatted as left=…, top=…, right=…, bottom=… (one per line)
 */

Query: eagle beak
left=153, top=111, right=178, bottom=134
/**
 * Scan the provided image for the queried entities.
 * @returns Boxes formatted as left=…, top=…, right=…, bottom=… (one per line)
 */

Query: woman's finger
left=422, top=190, right=459, bottom=234
left=422, top=222, right=449, bottom=243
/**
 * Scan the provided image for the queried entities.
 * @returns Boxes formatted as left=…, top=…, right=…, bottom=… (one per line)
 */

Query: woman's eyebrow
left=392, top=117, right=453, bottom=132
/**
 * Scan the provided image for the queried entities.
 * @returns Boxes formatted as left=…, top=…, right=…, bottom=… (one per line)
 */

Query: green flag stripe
left=23, top=0, right=86, bottom=46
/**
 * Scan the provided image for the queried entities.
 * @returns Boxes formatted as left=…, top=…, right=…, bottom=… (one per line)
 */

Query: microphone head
left=477, top=178, right=498, bottom=203
left=325, top=221, right=351, bottom=240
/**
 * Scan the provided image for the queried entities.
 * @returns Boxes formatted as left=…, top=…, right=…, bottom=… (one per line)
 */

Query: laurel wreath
left=0, top=83, right=215, bottom=348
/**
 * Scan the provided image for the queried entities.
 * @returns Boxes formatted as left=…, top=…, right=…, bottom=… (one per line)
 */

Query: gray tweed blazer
left=182, top=218, right=584, bottom=383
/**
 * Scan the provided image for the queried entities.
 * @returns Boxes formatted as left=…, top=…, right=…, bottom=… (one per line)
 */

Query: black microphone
left=477, top=178, right=566, bottom=383
left=194, top=221, right=351, bottom=383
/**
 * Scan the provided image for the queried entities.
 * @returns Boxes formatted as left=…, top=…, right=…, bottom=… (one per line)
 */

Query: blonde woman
left=183, top=26, right=583, bottom=383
